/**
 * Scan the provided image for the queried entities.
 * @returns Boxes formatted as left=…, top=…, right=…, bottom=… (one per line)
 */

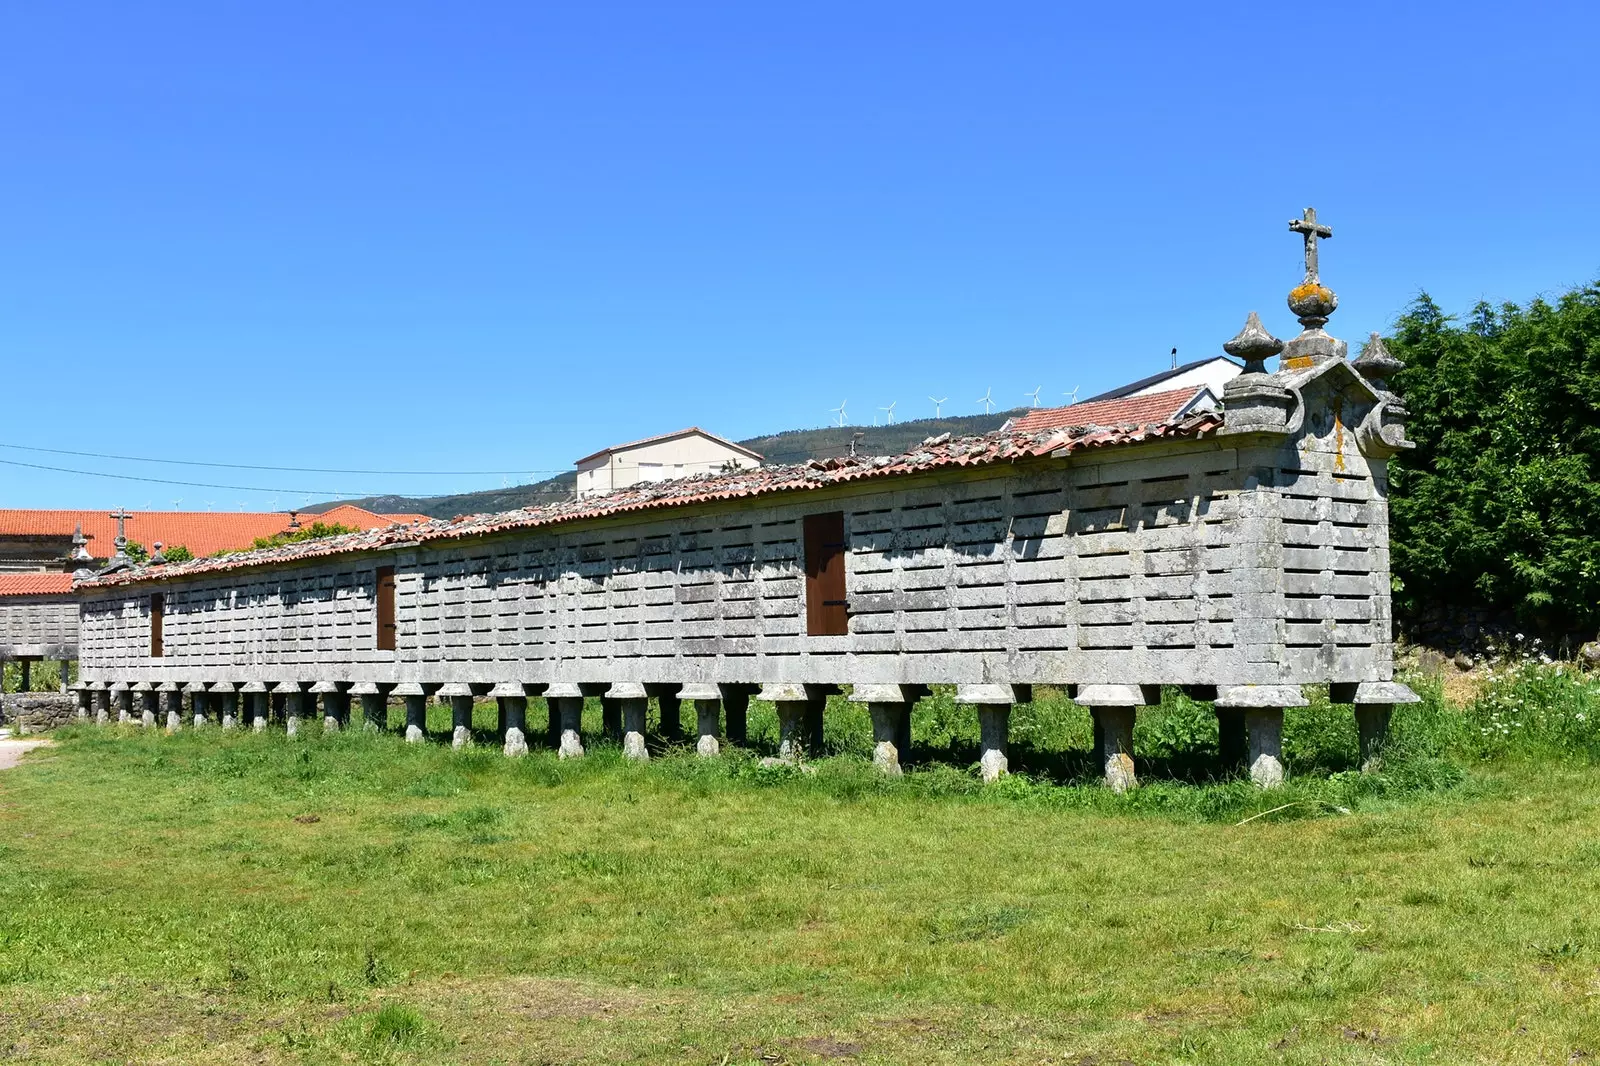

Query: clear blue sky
left=3, top=2, right=1595, bottom=510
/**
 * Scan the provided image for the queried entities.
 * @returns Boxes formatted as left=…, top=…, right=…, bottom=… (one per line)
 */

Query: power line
left=0, top=456, right=387, bottom=497
left=0, top=441, right=567, bottom=477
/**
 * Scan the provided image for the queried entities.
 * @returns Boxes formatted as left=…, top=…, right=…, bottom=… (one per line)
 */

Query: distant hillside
left=309, top=409, right=1026, bottom=520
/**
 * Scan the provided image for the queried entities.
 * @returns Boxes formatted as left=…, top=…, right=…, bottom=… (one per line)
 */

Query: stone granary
left=71, top=209, right=1419, bottom=788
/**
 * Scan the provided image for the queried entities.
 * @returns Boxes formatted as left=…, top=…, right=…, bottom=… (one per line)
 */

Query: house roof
left=0, top=572, right=75, bottom=598
left=1080, top=356, right=1241, bottom=403
left=1006, top=387, right=1209, bottom=434
left=0, top=507, right=427, bottom=558
left=80, top=409, right=1225, bottom=588
left=317, top=504, right=431, bottom=527
left=574, top=427, right=764, bottom=466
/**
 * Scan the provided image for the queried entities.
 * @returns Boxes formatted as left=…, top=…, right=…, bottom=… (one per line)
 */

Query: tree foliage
left=245, top=521, right=359, bottom=552
left=1387, top=282, right=1600, bottom=638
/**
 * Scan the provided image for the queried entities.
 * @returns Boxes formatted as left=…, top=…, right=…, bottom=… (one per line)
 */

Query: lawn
left=0, top=677, right=1597, bottom=1064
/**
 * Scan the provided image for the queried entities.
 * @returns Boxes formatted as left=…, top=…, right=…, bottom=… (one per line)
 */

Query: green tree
left=1387, top=282, right=1600, bottom=638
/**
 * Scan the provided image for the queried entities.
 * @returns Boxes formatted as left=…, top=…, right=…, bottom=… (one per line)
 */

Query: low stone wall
left=2, top=692, right=77, bottom=733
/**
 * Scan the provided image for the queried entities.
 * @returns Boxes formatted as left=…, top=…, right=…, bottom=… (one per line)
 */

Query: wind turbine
left=1025, top=386, right=1042, bottom=407
left=170, top=498, right=182, bottom=510
left=879, top=401, right=896, bottom=425
left=976, top=388, right=994, bottom=414
left=929, top=395, right=947, bottom=417
left=830, top=400, right=847, bottom=427
left=1063, top=385, right=1080, bottom=405
left=204, top=500, right=215, bottom=511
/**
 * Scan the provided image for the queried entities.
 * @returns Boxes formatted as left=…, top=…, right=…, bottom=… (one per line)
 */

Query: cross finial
left=108, top=508, right=133, bottom=554
left=1289, top=206, right=1332, bottom=282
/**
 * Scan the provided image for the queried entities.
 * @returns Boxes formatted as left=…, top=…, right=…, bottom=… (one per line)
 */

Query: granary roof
left=574, top=427, right=764, bottom=466
left=1080, top=356, right=1241, bottom=402
left=0, top=572, right=75, bottom=598
left=80, top=410, right=1224, bottom=589
left=1006, top=387, right=1212, bottom=434
left=0, top=506, right=425, bottom=558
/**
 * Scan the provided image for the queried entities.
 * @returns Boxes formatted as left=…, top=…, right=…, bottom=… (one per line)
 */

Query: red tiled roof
left=0, top=507, right=424, bottom=558
left=1007, top=387, right=1205, bottom=434
left=0, top=572, right=74, bottom=597
left=82, top=411, right=1225, bottom=588
left=317, top=504, right=430, bottom=527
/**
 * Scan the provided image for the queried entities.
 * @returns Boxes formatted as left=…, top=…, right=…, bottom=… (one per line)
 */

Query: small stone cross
left=1289, top=206, right=1332, bottom=282
left=108, top=508, right=133, bottom=552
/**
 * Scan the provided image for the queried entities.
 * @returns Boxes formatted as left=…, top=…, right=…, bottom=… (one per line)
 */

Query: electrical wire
left=0, top=441, right=566, bottom=477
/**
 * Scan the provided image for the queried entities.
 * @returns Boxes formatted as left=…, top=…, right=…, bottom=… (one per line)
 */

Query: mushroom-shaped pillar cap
left=390, top=682, right=427, bottom=697
left=348, top=682, right=383, bottom=696
left=544, top=682, right=585, bottom=700
left=436, top=682, right=474, bottom=698
left=677, top=682, right=722, bottom=701
left=604, top=682, right=648, bottom=700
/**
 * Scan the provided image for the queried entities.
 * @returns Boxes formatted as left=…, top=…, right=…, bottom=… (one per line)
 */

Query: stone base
left=452, top=725, right=471, bottom=750
left=405, top=724, right=424, bottom=743
left=558, top=729, right=584, bottom=759
left=503, top=726, right=528, bottom=757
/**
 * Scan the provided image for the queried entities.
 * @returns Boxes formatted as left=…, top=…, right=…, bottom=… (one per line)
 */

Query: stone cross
left=1289, top=206, right=1332, bottom=282
left=108, top=508, right=133, bottom=555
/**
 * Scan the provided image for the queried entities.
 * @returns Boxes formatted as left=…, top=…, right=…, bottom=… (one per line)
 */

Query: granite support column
left=491, top=683, right=530, bottom=756
left=351, top=683, right=386, bottom=731
left=393, top=683, right=427, bottom=743
left=93, top=683, right=111, bottom=725
left=1075, top=685, right=1146, bottom=793
left=160, top=682, right=183, bottom=734
left=277, top=683, right=306, bottom=738
left=134, top=682, right=156, bottom=728
left=957, top=684, right=1028, bottom=783
left=217, top=685, right=239, bottom=730
left=240, top=682, right=268, bottom=731
left=73, top=683, right=91, bottom=720
left=852, top=685, right=919, bottom=776
left=679, top=683, right=722, bottom=757
left=758, top=683, right=810, bottom=764
left=546, top=683, right=585, bottom=759
left=112, top=682, right=132, bottom=723
left=606, top=683, right=649, bottom=761
left=440, top=684, right=475, bottom=750
left=1216, top=686, right=1306, bottom=789
left=1348, top=681, right=1420, bottom=772
left=188, top=684, right=208, bottom=729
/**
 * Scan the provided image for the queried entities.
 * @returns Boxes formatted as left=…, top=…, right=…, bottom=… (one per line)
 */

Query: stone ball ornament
left=1287, top=279, right=1338, bottom=328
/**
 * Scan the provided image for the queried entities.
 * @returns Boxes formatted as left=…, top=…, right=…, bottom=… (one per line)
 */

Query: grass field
left=2, top=674, right=1599, bottom=1064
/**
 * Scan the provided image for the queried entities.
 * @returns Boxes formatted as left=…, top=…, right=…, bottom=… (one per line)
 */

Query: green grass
left=1, top=677, right=1598, bottom=1063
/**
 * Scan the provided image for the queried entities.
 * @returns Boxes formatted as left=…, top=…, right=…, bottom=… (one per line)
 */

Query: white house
left=1079, top=355, right=1242, bottom=404
left=575, top=427, right=764, bottom=498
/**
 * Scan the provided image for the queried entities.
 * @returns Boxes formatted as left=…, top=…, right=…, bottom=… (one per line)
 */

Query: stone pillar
left=59, top=661, right=73, bottom=694
left=276, top=683, right=305, bottom=738
left=1216, top=686, right=1306, bottom=789
left=491, top=683, right=529, bottom=756
left=134, top=682, right=156, bottom=728
left=546, top=683, right=585, bottom=758
left=19, top=659, right=30, bottom=693
left=851, top=685, right=918, bottom=776
left=216, top=684, right=238, bottom=730
left=956, top=684, right=1022, bottom=783
left=393, top=683, right=427, bottom=743
left=241, top=681, right=269, bottom=732
left=807, top=699, right=828, bottom=756
left=311, top=682, right=342, bottom=733
left=187, top=684, right=208, bottom=729
left=72, top=683, right=91, bottom=720
left=112, top=682, right=131, bottom=723
left=721, top=685, right=750, bottom=746
left=758, top=683, right=810, bottom=764
left=351, top=683, right=386, bottom=731
left=607, top=683, right=649, bottom=761
left=160, top=682, right=183, bottom=734
left=651, top=684, right=682, bottom=744
left=1350, top=681, right=1420, bottom=772
left=679, top=683, right=722, bottom=757
left=1075, top=685, right=1146, bottom=793
left=93, top=682, right=111, bottom=725
left=440, top=684, right=474, bottom=750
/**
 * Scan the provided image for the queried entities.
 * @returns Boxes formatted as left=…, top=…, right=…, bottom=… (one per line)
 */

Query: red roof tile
left=1008, top=387, right=1206, bottom=434
left=0, top=572, right=74, bottom=597
left=83, top=411, right=1225, bottom=588
left=0, top=507, right=424, bottom=558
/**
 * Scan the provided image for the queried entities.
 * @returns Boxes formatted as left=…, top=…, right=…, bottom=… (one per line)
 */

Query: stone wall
left=2, top=691, right=77, bottom=733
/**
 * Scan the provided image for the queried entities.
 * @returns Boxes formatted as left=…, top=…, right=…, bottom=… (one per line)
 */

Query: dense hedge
left=1386, top=282, right=1600, bottom=640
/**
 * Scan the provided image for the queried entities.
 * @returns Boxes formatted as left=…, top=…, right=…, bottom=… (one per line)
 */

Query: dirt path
left=0, top=738, right=50, bottom=770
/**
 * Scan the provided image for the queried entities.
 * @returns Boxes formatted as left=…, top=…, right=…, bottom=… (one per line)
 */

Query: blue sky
left=3, top=1, right=1595, bottom=510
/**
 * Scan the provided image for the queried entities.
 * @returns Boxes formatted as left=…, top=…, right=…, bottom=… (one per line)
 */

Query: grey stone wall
left=76, top=413, right=1395, bottom=691
left=0, top=595, right=78, bottom=660
left=2, top=691, right=76, bottom=733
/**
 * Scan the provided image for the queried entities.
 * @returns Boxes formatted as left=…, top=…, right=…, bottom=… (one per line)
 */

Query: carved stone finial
left=70, top=523, right=93, bottom=563
left=150, top=541, right=167, bottom=565
left=1222, top=311, right=1284, bottom=375
left=109, top=508, right=133, bottom=560
left=1353, top=332, right=1404, bottom=395
left=1282, top=206, right=1346, bottom=367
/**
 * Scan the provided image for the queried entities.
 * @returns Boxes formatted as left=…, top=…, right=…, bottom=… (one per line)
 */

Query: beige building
left=574, top=427, right=763, bottom=498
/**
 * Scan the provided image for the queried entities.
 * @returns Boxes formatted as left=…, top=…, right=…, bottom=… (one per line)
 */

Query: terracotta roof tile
left=1008, top=387, right=1205, bottom=434
left=0, top=572, right=74, bottom=597
left=83, top=410, right=1225, bottom=589
left=0, top=507, right=424, bottom=558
